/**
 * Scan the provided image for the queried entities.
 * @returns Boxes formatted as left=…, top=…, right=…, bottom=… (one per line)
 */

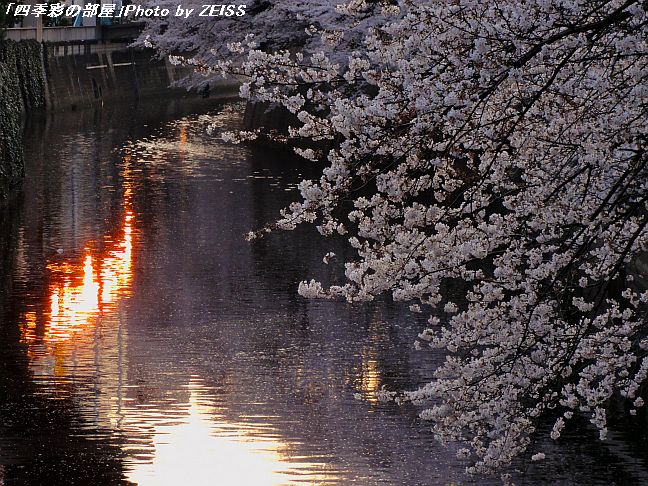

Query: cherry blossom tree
left=138, top=0, right=397, bottom=86
left=148, top=0, right=648, bottom=476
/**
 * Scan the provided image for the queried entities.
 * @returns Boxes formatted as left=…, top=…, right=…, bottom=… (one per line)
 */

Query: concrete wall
left=5, top=27, right=98, bottom=43
left=44, top=44, right=240, bottom=111
left=0, top=39, right=240, bottom=199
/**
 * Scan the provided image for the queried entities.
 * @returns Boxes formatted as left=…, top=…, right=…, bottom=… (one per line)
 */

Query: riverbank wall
left=243, top=101, right=335, bottom=153
left=44, top=43, right=241, bottom=111
left=0, top=39, right=239, bottom=199
left=0, top=40, right=46, bottom=199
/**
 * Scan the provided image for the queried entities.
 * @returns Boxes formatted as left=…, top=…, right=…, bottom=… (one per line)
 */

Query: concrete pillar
left=36, top=15, right=42, bottom=42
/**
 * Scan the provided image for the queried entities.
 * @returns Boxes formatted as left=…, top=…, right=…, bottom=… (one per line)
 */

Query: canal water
left=0, top=100, right=647, bottom=485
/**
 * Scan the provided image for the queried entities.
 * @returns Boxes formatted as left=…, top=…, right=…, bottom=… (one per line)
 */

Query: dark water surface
left=1, top=100, right=647, bottom=485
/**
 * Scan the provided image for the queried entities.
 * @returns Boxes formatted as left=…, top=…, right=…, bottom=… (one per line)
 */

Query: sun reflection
left=356, top=316, right=383, bottom=402
left=19, top=159, right=135, bottom=369
left=15, top=148, right=340, bottom=486
left=179, top=126, right=187, bottom=148
left=21, top=214, right=133, bottom=348
left=124, top=379, right=334, bottom=486
left=359, top=353, right=381, bottom=403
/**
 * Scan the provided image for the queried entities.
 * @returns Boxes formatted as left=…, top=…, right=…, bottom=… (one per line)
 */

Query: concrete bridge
left=4, top=22, right=145, bottom=49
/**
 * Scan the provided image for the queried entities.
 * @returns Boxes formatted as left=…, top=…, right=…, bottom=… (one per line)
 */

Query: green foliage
left=14, top=40, right=47, bottom=110
left=0, top=0, right=15, bottom=35
left=0, top=39, right=47, bottom=198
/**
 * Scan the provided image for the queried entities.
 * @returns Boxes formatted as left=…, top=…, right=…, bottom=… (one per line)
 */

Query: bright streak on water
left=1, top=100, right=647, bottom=485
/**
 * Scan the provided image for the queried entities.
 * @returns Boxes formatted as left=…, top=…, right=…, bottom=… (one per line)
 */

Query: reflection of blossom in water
left=123, top=104, right=249, bottom=181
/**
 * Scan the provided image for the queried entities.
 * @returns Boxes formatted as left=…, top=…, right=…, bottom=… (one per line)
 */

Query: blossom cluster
left=137, top=0, right=397, bottom=86
left=147, top=0, right=648, bottom=476
left=5, top=2, right=246, bottom=18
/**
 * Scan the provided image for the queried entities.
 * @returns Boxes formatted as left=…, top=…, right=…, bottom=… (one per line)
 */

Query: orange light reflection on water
left=20, top=177, right=134, bottom=359
left=16, top=138, right=342, bottom=486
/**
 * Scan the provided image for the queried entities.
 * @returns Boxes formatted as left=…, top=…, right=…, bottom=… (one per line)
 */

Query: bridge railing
left=5, top=26, right=98, bottom=42
left=4, top=22, right=144, bottom=43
